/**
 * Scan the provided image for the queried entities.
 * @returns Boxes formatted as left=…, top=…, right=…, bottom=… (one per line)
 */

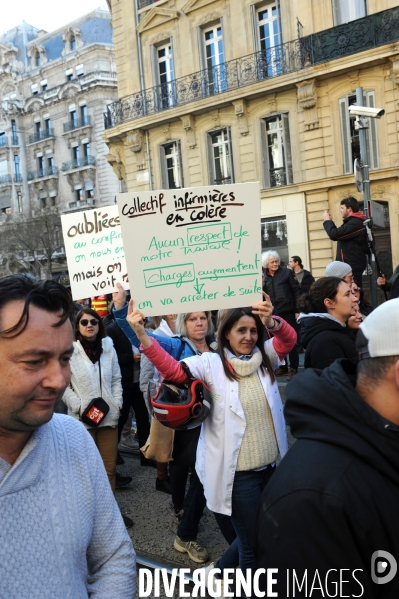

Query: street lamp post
left=353, top=86, right=380, bottom=307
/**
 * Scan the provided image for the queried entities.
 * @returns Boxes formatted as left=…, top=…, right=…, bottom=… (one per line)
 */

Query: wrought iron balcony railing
left=63, top=116, right=92, bottom=133
left=269, top=167, right=293, bottom=188
left=61, top=156, right=97, bottom=171
left=10, top=134, right=18, bottom=145
left=138, top=0, right=160, bottom=8
left=27, top=166, right=59, bottom=181
left=105, top=5, right=399, bottom=129
left=14, top=174, right=23, bottom=183
left=0, top=174, right=12, bottom=185
left=28, top=129, right=54, bottom=144
left=0, top=136, right=8, bottom=148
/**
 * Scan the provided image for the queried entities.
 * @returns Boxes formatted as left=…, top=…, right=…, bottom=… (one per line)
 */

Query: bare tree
left=0, top=210, right=64, bottom=279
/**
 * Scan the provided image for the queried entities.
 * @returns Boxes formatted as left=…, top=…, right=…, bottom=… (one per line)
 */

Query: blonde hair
left=175, top=312, right=214, bottom=338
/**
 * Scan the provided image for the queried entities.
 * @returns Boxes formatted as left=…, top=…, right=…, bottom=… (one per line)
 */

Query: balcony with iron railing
left=28, top=129, right=54, bottom=144
left=10, top=134, right=19, bottom=145
left=79, top=71, right=117, bottom=86
left=105, top=5, right=399, bottom=129
left=0, top=174, right=12, bottom=186
left=14, top=174, right=23, bottom=183
left=64, top=198, right=95, bottom=213
left=27, top=166, right=59, bottom=181
left=61, top=156, right=97, bottom=171
left=63, top=116, right=92, bottom=133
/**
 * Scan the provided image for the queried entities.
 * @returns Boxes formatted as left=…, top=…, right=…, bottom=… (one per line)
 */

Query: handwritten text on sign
left=61, top=205, right=128, bottom=300
left=116, top=183, right=262, bottom=315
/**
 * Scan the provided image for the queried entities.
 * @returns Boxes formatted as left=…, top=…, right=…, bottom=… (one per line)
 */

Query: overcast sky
left=2, top=0, right=109, bottom=34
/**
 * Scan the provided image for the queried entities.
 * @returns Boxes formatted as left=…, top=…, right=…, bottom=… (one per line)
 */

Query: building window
left=261, top=216, right=289, bottom=265
left=156, top=43, right=175, bottom=108
left=76, top=189, right=83, bottom=202
left=40, top=197, right=46, bottom=210
left=332, top=0, right=367, bottom=25
left=203, top=24, right=226, bottom=95
left=41, top=81, right=48, bottom=92
left=80, top=105, right=88, bottom=125
left=37, top=156, right=44, bottom=175
left=11, top=120, right=18, bottom=145
left=83, top=142, right=90, bottom=157
left=339, top=91, right=379, bottom=175
left=70, top=35, right=76, bottom=51
left=48, top=156, right=54, bottom=172
left=35, top=53, right=41, bottom=67
left=253, top=3, right=281, bottom=78
left=160, top=141, right=183, bottom=189
left=73, top=146, right=80, bottom=166
left=44, top=118, right=51, bottom=135
left=70, top=110, right=77, bottom=127
left=260, top=113, right=293, bottom=188
left=207, top=128, right=233, bottom=185
left=31, top=83, right=39, bottom=95
left=86, top=189, right=94, bottom=200
left=66, top=69, right=74, bottom=81
left=35, top=121, right=42, bottom=138
left=14, top=155, right=20, bottom=181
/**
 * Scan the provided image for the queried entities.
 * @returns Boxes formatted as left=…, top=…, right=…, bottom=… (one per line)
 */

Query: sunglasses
left=80, top=318, right=99, bottom=327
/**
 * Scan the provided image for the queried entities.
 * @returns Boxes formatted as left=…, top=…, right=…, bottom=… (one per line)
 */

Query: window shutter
left=260, top=119, right=271, bottom=189
left=151, top=44, right=159, bottom=88
left=226, top=127, right=235, bottom=183
left=339, top=97, right=352, bottom=174
left=170, top=37, right=176, bottom=106
left=176, top=140, right=184, bottom=187
left=159, top=144, right=168, bottom=189
left=197, top=27, right=205, bottom=71
left=281, top=113, right=293, bottom=184
left=206, top=132, right=216, bottom=184
left=251, top=5, right=259, bottom=52
left=365, top=90, right=379, bottom=170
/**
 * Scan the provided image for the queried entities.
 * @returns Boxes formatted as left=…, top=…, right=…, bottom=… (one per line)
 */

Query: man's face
left=0, top=302, right=73, bottom=434
left=340, top=204, right=350, bottom=219
left=288, top=258, right=297, bottom=270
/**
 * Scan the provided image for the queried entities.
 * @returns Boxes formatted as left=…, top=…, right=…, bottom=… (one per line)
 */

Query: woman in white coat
left=62, top=308, right=123, bottom=493
left=127, top=294, right=296, bottom=589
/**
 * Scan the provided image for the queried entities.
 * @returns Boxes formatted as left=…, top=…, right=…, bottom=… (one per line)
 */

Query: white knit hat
left=325, top=261, right=352, bottom=278
left=357, top=299, right=399, bottom=358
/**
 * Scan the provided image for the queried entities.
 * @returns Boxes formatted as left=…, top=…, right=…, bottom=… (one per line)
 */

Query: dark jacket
left=299, top=315, right=357, bottom=369
left=263, top=267, right=301, bottom=315
left=294, top=269, right=315, bottom=296
left=255, top=360, right=399, bottom=598
left=380, top=265, right=399, bottom=300
left=103, top=313, right=134, bottom=388
left=323, top=212, right=368, bottom=272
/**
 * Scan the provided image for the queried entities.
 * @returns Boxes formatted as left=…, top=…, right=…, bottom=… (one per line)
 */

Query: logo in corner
left=371, top=551, right=397, bottom=585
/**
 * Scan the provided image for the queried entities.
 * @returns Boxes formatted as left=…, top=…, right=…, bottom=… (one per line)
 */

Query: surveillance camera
left=348, top=105, right=385, bottom=119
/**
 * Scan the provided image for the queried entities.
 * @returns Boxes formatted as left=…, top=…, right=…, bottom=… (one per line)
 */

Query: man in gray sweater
left=0, top=275, right=136, bottom=599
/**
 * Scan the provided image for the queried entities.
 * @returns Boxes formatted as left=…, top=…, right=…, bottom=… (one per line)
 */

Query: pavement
left=116, top=351, right=303, bottom=597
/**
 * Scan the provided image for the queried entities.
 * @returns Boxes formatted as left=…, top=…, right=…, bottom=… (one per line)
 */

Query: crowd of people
left=1, top=195, right=399, bottom=598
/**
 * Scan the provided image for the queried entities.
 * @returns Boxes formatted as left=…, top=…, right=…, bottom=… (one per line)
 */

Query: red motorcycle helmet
left=151, top=362, right=212, bottom=430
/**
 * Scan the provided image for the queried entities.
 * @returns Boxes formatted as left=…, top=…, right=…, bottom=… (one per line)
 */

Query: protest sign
left=116, top=182, right=262, bottom=315
left=61, top=205, right=128, bottom=300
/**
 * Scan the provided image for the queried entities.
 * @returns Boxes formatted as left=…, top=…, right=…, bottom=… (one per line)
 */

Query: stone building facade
left=0, top=8, right=119, bottom=275
left=103, top=0, right=399, bottom=281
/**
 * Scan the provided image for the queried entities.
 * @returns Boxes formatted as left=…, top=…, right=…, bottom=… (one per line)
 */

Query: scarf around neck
left=76, top=332, right=103, bottom=363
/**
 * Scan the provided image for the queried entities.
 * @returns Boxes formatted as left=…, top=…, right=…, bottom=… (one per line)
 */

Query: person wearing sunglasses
left=62, top=308, right=131, bottom=524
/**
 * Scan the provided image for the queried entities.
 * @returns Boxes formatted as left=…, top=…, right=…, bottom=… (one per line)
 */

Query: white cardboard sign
left=61, top=205, right=128, bottom=300
left=116, top=182, right=262, bottom=315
